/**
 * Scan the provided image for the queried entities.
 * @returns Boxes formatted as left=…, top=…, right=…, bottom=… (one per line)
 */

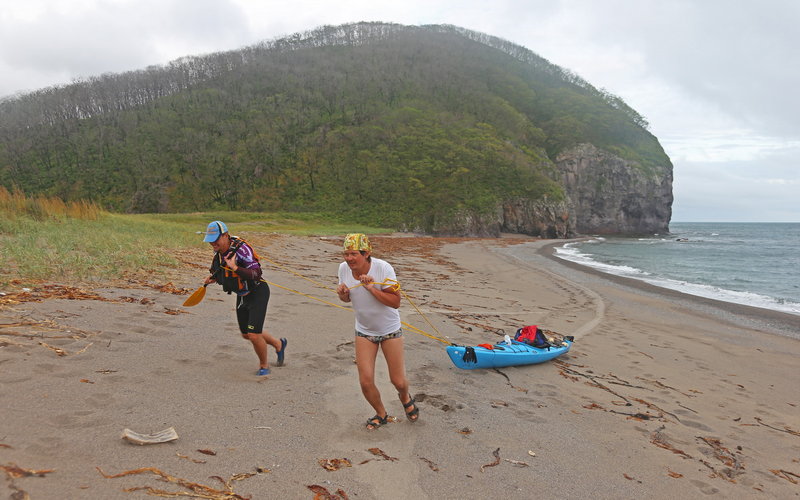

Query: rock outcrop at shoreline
left=427, top=143, right=672, bottom=238
left=422, top=199, right=573, bottom=239
left=557, top=143, right=673, bottom=235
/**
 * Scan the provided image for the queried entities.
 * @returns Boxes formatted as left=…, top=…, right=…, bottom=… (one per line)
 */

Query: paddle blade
left=182, top=285, right=207, bottom=307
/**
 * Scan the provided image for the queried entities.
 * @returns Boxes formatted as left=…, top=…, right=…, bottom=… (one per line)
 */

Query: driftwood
left=121, top=427, right=179, bottom=445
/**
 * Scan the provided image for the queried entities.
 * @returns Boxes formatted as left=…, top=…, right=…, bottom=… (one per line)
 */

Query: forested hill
left=0, top=22, right=672, bottom=235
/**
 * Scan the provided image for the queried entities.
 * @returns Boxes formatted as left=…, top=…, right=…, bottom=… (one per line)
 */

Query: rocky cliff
left=425, top=198, right=573, bottom=238
left=556, top=143, right=672, bottom=235
left=500, top=198, right=574, bottom=238
left=431, top=143, right=672, bottom=238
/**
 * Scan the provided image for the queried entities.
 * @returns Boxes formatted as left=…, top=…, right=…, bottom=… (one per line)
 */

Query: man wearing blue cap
left=202, top=220, right=287, bottom=376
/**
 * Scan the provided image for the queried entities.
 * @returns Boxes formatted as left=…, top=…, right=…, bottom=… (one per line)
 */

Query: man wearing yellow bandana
left=336, top=234, right=420, bottom=430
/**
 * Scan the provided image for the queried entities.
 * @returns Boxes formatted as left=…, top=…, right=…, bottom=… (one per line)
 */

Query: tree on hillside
left=0, top=22, right=667, bottom=233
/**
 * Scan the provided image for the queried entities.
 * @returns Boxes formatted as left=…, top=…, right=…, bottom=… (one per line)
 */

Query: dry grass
left=0, top=186, right=103, bottom=220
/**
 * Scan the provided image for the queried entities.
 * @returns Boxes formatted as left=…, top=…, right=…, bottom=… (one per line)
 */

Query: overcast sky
left=1, top=0, right=798, bottom=222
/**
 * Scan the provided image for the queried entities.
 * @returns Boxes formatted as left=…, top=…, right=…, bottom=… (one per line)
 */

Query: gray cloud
left=0, top=0, right=251, bottom=93
left=631, top=1, right=800, bottom=137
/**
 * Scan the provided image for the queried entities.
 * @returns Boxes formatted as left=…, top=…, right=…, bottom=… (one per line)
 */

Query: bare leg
left=381, top=337, right=409, bottom=400
left=260, top=330, right=283, bottom=352
left=243, top=331, right=283, bottom=369
left=243, top=333, right=269, bottom=369
left=382, top=337, right=418, bottom=421
left=355, top=336, right=387, bottom=424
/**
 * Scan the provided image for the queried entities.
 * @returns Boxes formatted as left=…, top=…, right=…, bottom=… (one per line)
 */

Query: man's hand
left=336, top=283, right=351, bottom=302
left=224, top=252, right=238, bottom=272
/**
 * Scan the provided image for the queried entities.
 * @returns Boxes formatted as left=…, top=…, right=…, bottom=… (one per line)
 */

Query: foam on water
left=553, top=224, right=800, bottom=316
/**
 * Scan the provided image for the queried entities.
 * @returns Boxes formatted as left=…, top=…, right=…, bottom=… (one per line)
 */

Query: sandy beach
left=1, top=233, right=799, bottom=499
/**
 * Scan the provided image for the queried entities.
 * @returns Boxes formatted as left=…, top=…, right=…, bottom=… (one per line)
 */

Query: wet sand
left=1, top=233, right=798, bottom=499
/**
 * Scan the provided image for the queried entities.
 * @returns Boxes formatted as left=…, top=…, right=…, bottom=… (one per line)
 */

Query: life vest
left=514, top=325, right=551, bottom=349
left=210, top=236, right=262, bottom=295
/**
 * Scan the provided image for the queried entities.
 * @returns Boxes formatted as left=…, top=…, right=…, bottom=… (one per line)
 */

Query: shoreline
left=533, top=240, right=800, bottom=339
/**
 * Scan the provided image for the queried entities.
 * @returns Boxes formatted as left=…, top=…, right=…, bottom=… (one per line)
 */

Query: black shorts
left=235, top=282, right=270, bottom=334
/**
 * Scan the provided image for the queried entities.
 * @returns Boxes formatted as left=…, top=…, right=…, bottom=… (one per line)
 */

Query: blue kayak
left=446, top=339, right=572, bottom=370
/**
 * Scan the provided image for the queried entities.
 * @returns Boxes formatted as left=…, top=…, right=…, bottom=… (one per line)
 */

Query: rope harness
left=259, top=255, right=453, bottom=345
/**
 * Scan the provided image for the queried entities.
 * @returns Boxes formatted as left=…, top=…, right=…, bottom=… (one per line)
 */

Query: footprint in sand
left=24, top=436, right=66, bottom=457
left=531, top=383, right=561, bottom=399
left=213, top=351, right=234, bottom=361
left=412, top=363, right=441, bottom=386
left=33, top=363, right=62, bottom=375
left=148, top=318, right=175, bottom=327
left=679, top=419, right=714, bottom=432
left=48, top=411, right=106, bottom=430
left=2, top=373, right=32, bottom=383
left=300, top=352, right=344, bottom=371
left=507, top=401, right=549, bottom=422
left=84, top=392, right=115, bottom=409
left=689, top=479, right=719, bottom=495
left=416, top=393, right=462, bottom=412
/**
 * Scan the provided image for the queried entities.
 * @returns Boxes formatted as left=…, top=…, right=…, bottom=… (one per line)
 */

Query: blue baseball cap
left=203, top=220, right=228, bottom=242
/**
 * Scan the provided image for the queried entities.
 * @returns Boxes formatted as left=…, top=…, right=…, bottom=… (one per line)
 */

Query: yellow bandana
left=343, top=233, right=371, bottom=252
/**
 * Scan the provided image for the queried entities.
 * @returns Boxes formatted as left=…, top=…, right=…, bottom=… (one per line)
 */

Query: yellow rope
left=260, top=256, right=452, bottom=345
left=264, top=280, right=354, bottom=312
left=262, top=257, right=338, bottom=293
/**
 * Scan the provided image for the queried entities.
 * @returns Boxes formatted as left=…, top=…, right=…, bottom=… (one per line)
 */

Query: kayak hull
left=446, top=340, right=572, bottom=370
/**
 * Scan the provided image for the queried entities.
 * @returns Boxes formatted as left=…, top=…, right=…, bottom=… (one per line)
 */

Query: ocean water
left=552, top=222, right=800, bottom=316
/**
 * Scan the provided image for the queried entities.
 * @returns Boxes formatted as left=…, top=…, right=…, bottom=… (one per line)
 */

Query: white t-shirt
left=338, top=257, right=402, bottom=336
